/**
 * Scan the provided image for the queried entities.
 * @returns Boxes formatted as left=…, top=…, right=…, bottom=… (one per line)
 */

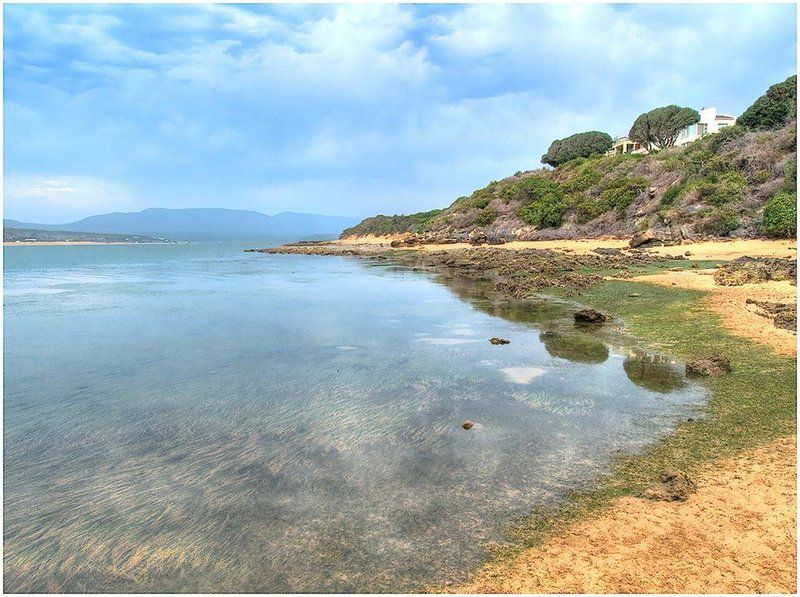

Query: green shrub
left=707, top=124, right=745, bottom=153
left=661, top=182, right=686, bottom=207
left=562, top=162, right=602, bottom=194
left=761, top=192, right=797, bottom=237
left=599, top=176, right=648, bottom=210
left=341, top=209, right=444, bottom=237
left=695, top=171, right=746, bottom=206
left=738, top=75, right=797, bottom=131
left=751, top=169, right=772, bottom=184
left=452, top=181, right=499, bottom=212
left=509, top=176, right=566, bottom=228
left=518, top=194, right=565, bottom=228
left=541, top=131, right=613, bottom=167
left=475, top=207, right=499, bottom=227
left=696, top=208, right=740, bottom=236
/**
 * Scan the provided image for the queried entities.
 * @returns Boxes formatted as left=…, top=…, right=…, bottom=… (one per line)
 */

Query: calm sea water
left=4, top=242, right=705, bottom=592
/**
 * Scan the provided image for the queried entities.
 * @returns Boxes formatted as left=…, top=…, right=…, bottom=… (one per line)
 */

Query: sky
left=4, top=3, right=797, bottom=223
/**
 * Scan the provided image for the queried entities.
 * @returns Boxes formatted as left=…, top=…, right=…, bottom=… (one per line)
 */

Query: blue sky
left=4, top=3, right=797, bottom=223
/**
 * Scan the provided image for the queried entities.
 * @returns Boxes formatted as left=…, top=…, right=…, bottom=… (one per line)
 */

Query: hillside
left=343, top=76, right=797, bottom=246
left=5, top=208, right=360, bottom=241
left=343, top=120, right=796, bottom=245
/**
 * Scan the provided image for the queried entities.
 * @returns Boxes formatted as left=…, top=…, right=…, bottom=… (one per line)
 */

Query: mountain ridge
left=4, top=207, right=361, bottom=241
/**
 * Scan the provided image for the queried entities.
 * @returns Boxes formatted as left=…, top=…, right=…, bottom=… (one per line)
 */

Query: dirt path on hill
left=631, top=269, right=797, bottom=357
left=446, top=436, right=797, bottom=594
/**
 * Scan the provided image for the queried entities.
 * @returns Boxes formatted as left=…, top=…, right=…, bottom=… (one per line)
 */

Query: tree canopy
left=541, top=131, right=612, bottom=167
left=628, top=105, right=700, bottom=150
left=738, top=75, right=797, bottom=131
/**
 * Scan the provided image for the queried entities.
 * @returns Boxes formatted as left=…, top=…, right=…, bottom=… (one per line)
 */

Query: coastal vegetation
left=628, top=105, right=701, bottom=150
left=541, top=131, right=613, bottom=167
left=342, top=78, right=797, bottom=244
left=2, top=227, right=168, bottom=243
left=738, top=75, right=797, bottom=131
left=339, top=209, right=443, bottom=237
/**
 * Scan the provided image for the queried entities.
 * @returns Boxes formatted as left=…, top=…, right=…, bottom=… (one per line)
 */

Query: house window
left=698, top=123, right=708, bottom=136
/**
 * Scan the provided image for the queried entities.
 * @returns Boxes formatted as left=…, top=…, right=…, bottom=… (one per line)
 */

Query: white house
left=674, top=106, right=737, bottom=147
left=608, top=106, right=737, bottom=156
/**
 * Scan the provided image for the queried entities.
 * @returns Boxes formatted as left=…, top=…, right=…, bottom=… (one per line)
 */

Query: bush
left=694, top=171, right=746, bottom=206
left=761, top=192, right=797, bottom=237
left=509, top=176, right=566, bottom=228
left=341, top=209, right=444, bottom=237
left=707, top=124, right=745, bottom=153
left=518, top=194, right=565, bottom=228
left=599, top=176, right=649, bottom=210
left=452, top=181, right=498, bottom=212
left=738, top=75, right=797, bottom=131
left=475, top=207, right=499, bottom=227
left=661, top=182, right=686, bottom=207
left=541, top=131, right=613, bottom=167
left=562, top=161, right=602, bottom=194
left=696, top=208, right=740, bottom=236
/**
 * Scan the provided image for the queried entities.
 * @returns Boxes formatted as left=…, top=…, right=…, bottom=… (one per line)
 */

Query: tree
left=738, top=75, right=797, bottom=131
left=628, top=105, right=700, bottom=150
left=541, top=131, right=613, bottom=167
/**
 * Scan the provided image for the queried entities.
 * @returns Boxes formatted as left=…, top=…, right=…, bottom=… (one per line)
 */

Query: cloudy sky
left=4, top=3, right=797, bottom=223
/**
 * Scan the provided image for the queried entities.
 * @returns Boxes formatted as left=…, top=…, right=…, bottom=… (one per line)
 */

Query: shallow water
left=3, top=242, right=705, bottom=592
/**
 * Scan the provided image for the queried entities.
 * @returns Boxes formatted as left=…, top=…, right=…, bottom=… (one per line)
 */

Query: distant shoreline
left=3, top=241, right=172, bottom=246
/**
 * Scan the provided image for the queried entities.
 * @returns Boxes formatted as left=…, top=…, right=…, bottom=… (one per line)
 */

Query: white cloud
left=4, top=174, right=133, bottom=221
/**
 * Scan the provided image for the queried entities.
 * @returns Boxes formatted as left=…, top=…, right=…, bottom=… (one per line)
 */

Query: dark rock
left=592, top=247, right=624, bottom=256
left=461, top=421, right=475, bottom=430
left=745, top=298, right=797, bottom=331
left=713, top=257, right=797, bottom=286
left=489, top=337, right=510, bottom=345
left=641, top=469, right=697, bottom=501
left=574, top=308, right=608, bottom=324
left=629, top=230, right=657, bottom=248
left=685, top=354, right=732, bottom=377
left=390, top=239, right=403, bottom=248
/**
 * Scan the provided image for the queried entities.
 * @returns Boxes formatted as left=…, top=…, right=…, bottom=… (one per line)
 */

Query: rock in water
left=685, top=354, right=732, bottom=377
left=489, top=337, right=510, bottom=345
left=461, top=421, right=475, bottom=430
left=641, top=470, right=697, bottom=501
left=574, top=309, right=608, bottom=324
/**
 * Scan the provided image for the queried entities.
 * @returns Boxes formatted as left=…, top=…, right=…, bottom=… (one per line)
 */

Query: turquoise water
left=3, top=242, right=705, bottom=592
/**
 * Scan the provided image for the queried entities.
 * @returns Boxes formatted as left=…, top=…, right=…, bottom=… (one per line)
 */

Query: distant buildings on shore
left=607, top=106, right=737, bottom=156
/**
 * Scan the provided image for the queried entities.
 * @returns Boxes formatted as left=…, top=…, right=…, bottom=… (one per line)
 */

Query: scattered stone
left=686, top=354, right=732, bottom=377
left=574, top=308, right=608, bottom=324
left=690, top=262, right=699, bottom=269
left=713, top=257, right=797, bottom=286
left=390, top=239, right=403, bottom=248
left=461, top=421, right=475, bottom=430
left=641, top=469, right=697, bottom=502
left=489, top=337, right=510, bottom=345
left=684, top=251, right=692, bottom=256
left=627, top=292, right=642, bottom=297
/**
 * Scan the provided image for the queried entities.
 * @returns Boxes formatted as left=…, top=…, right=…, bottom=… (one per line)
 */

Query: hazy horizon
left=5, top=3, right=797, bottom=223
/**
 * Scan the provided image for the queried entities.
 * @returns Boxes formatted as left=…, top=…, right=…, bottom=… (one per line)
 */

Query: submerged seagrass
left=4, top=242, right=705, bottom=592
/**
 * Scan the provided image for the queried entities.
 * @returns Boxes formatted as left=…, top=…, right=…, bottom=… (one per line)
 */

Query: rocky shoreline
left=248, top=241, right=687, bottom=298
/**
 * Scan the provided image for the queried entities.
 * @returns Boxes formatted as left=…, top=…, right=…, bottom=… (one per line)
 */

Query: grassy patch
left=501, top=278, right=796, bottom=551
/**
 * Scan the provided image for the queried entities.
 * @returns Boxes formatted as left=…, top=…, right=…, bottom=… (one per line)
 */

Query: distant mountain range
left=4, top=208, right=361, bottom=241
